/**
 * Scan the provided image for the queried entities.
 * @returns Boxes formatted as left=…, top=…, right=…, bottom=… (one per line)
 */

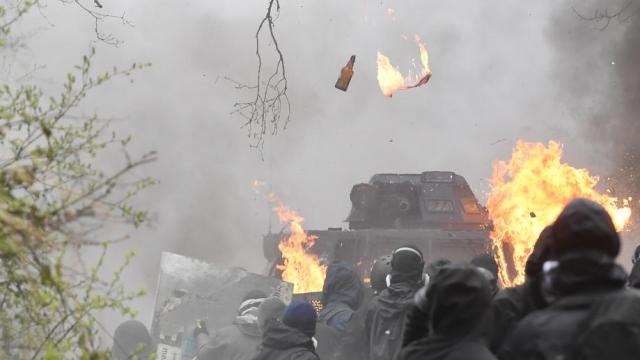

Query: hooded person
left=197, top=290, right=267, bottom=360
left=254, top=300, right=320, bottom=360
left=318, top=261, right=365, bottom=332
left=424, top=258, right=452, bottom=280
left=499, top=199, right=640, bottom=360
left=488, top=226, right=553, bottom=351
left=329, top=258, right=389, bottom=360
left=111, top=320, right=153, bottom=360
left=397, top=265, right=496, bottom=360
left=364, top=245, right=424, bottom=360
left=258, top=296, right=287, bottom=333
left=400, top=258, right=452, bottom=348
left=628, top=245, right=640, bottom=289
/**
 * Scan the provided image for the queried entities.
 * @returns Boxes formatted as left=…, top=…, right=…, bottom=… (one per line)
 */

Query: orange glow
left=487, top=140, right=632, bottom=287
left=377, top=35, right=432, bottom=97
left=268, top=193, right=327, bottom=293
left=251, top=180, right=266, bottom=193
left=387, top=8, right=396, bottom=20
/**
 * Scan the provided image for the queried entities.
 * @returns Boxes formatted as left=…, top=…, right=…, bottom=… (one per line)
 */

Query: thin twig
left=230, top=0, right=290, bottom=152
left=572, top=1, right=634, bottom=30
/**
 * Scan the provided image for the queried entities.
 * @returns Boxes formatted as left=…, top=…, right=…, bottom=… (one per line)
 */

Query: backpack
left=366, top=290, right=414, bottom=360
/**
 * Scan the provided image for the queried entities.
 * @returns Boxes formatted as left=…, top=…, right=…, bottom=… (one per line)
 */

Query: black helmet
left=370, top=255, right=392, bottom=293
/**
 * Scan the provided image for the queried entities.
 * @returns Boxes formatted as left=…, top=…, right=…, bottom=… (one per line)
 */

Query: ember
left=487, top=140, right=632, bottom=287
left=377, top=34, right=432, bottom=97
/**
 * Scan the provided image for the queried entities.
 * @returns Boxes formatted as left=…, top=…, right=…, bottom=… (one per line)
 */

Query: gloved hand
left=413, top=279, right=430, bottom=313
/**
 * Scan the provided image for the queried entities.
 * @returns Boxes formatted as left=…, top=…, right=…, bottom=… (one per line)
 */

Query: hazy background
left=8, top=0, right=639, bottom=332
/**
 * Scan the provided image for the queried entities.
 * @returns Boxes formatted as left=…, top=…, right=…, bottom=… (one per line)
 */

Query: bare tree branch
left=231, top=0, right=290, bottom=152
left=572, top=1, right=635, bottom=30
left=60, top=0, right=134, bottom=46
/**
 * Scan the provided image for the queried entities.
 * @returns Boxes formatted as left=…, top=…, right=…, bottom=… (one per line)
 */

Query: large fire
left=268, top=193, right=326, bottom=293
left=487, top=140, right=632, bottom=287
left=377, top=34, right=432, bottom=97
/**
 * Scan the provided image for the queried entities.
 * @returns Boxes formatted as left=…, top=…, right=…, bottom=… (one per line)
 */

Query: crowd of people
left=112, top=198, right=640, bottom=359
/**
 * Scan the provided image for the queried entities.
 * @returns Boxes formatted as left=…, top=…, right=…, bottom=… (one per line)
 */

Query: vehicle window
left=461, top=198, right=481, bottom=214
left=426, top=200, right=454, bottom=212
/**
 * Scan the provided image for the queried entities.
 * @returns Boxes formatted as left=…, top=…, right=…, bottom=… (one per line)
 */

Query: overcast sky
left=10, top=0, right=638, bottom=330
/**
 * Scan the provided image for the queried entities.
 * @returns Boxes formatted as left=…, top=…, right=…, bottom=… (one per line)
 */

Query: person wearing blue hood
left=254, top=300, right=319, bottom=360
left=318, top=261, right=365, bottom=333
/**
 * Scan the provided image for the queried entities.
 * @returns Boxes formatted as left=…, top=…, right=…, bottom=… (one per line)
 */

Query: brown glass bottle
left=335, top=55, right=356, bottom=91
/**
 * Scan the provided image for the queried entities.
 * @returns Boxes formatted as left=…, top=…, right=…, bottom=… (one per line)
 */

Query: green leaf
left=40, top=264, right=54, bottom=286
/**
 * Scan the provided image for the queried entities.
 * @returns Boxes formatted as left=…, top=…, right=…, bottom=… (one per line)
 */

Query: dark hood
left=111, top=320, right=152, bottom=360
left=426, top=265, right=492, bottom=338
left=424, top=258, right=452, bottom=279
left=258, top=297, right=286, bottom=332
left=525, top=226, right=553, bottom=277
left=398, top=265, right=493, bottom=360
left=551, top=198, right=620, bottom=258
left=379, top=281, right=421, bottom=307
left=629, top=261, right=640, bottom=289
left=261, top=319, right=315, bottom=351
left=321, top=262, right=364, bottom=310
left=548, top=251, right=627, bottom=297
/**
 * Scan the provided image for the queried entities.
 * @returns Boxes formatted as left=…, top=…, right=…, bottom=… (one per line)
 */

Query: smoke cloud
left=11, top=0, right=640, bottom=331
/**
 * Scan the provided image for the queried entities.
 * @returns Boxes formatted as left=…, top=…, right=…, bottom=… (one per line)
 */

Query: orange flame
left=251, top=180, right=267, bottom=193
left=268, top=193, right=326, bottom=293
left=387, top=8, right=396, bottom=21
left=377, top=35, right=432, bottom=97
left=487, top=140, right=632, bottom=287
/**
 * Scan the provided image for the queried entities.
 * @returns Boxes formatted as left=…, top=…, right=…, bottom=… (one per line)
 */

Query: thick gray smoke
left=545, top=0, right=640, bottom=266
left=11, top=0, right=640, bottom=332
left=546, top=1, right=639, bottom=178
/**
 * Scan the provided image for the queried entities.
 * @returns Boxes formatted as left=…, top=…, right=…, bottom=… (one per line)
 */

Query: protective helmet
left=370, top=255, right=392, bottom=293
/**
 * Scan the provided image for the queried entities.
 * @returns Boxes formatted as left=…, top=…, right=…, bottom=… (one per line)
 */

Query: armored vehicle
left=263, top=171, right=493, bottom=285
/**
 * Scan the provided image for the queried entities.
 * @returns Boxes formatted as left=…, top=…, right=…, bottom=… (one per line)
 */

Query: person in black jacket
left=396, top=264, right=496, bottom=360
left=330, top=255, right=392, bottom=360
left=489, top=226, right=552, bottom=351
left=318, top=261, right=364, bottom=333
left=499, top=198, right=640, bottom=360
left=400, top=258, right=451, bottom=348
left=364, top=245, right=424, bottom=360
left=197, top=290, right=267, bottom=360
left=254, top=301, right=319, bottom=360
